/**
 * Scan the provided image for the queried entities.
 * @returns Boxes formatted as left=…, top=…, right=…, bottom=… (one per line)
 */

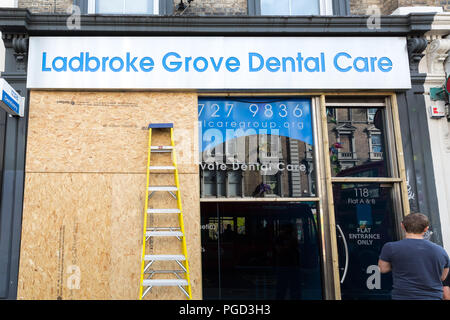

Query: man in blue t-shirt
left=378, top=213, right=450, bottom=300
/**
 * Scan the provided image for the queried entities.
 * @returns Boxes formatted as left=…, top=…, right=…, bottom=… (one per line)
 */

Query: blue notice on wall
left=198, top=98, right=313, bottom=151
left=2, top=90, right=20, bottom=114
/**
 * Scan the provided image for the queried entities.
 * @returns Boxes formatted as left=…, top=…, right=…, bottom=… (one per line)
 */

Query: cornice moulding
left=0, top=8, right=436, bottom=36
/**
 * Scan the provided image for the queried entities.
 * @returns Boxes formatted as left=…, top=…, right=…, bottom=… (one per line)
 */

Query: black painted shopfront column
left=0, top=32, right=29, bottom=300
left=397, top=38, right=443, bottom=244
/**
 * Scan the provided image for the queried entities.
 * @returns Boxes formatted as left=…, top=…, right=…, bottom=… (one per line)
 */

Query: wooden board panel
left=19, top=91, right=201, bottom=300
left=26, top=91, right=198, bottom=174
left=18, top=173, right=113, bottom=299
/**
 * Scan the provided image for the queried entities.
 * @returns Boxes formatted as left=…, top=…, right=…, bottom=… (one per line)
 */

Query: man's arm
left=444, top=273, right=450, bottom=300
left=441, top=267, right=449, bottom=282
left=378, top=259, right=391, bottom=273
left=443, top=286, right=450, bottom=300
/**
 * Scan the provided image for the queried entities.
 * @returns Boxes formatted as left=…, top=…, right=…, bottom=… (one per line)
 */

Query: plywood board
left=26, top=91, right=198, bottom=174
left=19, top=91, right=201, bottom=300
left=18, top=173, right=113, bottom=299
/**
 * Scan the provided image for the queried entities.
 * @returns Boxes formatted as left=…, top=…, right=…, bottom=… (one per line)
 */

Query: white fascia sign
left=27, top=36, right=412, bottom=90
left=0, top=78, right=25, bottom=117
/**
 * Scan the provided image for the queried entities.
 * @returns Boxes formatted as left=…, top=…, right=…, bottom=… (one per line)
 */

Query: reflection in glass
left=200, top=137, right=315, bottom=198
left=327, top=107, right=389, bottom=177
left=201, top=202, right=322, bottom=300
left=199, top=98, right=316, bottom=198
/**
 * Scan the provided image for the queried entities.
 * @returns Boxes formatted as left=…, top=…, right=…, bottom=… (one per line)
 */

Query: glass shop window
left=327, top=106, right=390, bottom=177
left=199, top=98, right=316, bottom=198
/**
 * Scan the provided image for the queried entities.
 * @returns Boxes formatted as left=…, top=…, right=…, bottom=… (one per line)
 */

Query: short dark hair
left=402, top=213, right=429, bottom=234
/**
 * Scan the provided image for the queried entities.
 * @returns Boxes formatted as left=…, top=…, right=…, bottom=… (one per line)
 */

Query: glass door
left=326, top=97, right=406, bottom=300
left=201, top=202, right=323, bottom=300
left=334, top=183, right=395, bottom=299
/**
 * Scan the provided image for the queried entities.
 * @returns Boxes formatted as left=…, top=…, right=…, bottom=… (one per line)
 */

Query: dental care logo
left=41, top=51, right=393, bottom=74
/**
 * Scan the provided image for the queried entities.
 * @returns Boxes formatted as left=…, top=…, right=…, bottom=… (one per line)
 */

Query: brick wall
left=17, top=0, right=247, bottom=15
left=173, top=0, right=247, bottom=16
left=382, top=0, right=400, bottom=14
left=398, top=0, right=450, bottom=11
left=18, top=0, right=72, bottom=13
left=350, top=0, right=384, bottom=15
left=350, top=0, right=450, bottom=14
left=15, top=0, right=450, bottom=15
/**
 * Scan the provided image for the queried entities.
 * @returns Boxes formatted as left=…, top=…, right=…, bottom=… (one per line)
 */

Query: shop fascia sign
left=0, top=78, right=25, bottom=117
left=27, top=37, right=412, bottom=90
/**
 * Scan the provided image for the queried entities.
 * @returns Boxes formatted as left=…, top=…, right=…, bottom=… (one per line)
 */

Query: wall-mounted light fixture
left=177, top=0, right=194, bottom=12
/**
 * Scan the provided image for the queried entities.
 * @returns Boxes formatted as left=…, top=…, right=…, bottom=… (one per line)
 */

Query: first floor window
left=260, top=0, right=330, bottom=15
left=89, top=0, right=158, bottom=14
left=371, top=134, right=383, bottom=153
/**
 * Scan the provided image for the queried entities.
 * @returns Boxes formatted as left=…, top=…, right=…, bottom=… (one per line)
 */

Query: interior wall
left=17, top=91, right=201, bottom=300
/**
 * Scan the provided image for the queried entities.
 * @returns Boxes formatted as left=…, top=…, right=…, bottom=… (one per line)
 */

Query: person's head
left=401, top=213, right=429, bottom=235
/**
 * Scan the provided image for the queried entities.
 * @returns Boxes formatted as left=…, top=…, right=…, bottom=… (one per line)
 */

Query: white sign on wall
left=27, top=36, right=411, bottom=90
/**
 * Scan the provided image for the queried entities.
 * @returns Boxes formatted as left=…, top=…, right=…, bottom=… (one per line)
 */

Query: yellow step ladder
left=139, top=123, right=192, bottom=300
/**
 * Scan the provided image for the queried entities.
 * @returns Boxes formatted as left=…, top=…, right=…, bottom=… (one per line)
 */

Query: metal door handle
left=336, top=224, right=349, bottom=284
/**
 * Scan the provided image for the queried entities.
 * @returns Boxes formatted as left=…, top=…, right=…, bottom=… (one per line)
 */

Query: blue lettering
left=193, top=57, right=208, bottom=72
left=210, top=57, right=224, bottom=72
left=126, top=53, right=138, bottom=72
left=266, top=57, right=280, bottom=72
left=378, top=57, right=393, bottom=72
left=42, top=52, right=51, bottom=72
left=86, top=52, right=100, bottom=72
left=140, top=57, right=154, bottom=72
left=109, top=57, right=124, bottom=72
left=282, top=57, right=295, bottom=72
left=249, top=52, right=264, bottom=72
left=296, top=53, right=304, bottom=72
left=225, top=57, right=240, bottom=72
left=370, top=57, right=377, bottom=72
left=162, top=52, right=181, bottom=72
left=185, top=57, right=192, bottom=72
left=305, top=57, right=320, bottom=72
left=353, top=56, right=369, bottom=72
left=321, top=53, right=326, bottom=72
left=102, top=57, right=109, bottom=72
left=69, top=52, right=84, bottom=72
left=52, top=56, right=67, bottom=72
left=334, top=52, right=352, bottom=72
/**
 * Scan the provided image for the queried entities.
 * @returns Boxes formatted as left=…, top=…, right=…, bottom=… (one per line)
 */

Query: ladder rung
left=148, top=123, right=174, bottom=129
left=149, top=166, right=176, bottom=170
left=146, top=231, right=184, bottom=237
left=146, top=270, right=186, bottom=274
left=142, top=279, right=188, bottom=287
left=147, top=209, right=180, bottom=214
left=148, top=186, right=178, bottom=192
left=150, top=146, right=173, bottom=153
left=145, top=255, right=186, bottom=261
